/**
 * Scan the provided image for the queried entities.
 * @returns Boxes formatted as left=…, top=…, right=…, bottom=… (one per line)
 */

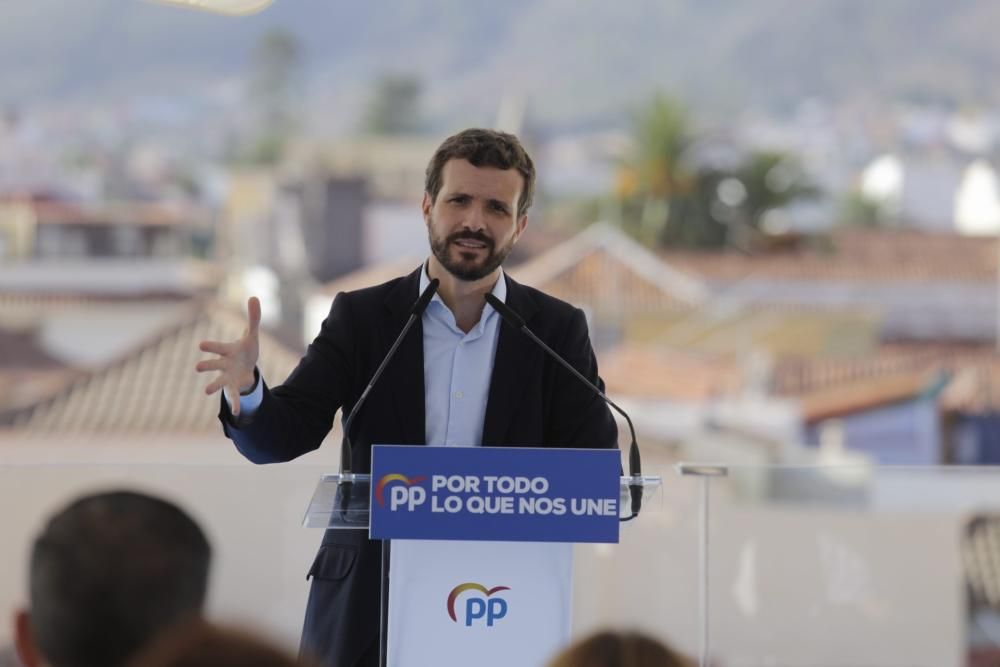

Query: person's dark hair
left=546, top=630, right=692, bottom=667
left=424, top=128, right=536, bottom=218
left=28, top=490, right=212, bottom=667
left=127, top=620, right=310, bottom=667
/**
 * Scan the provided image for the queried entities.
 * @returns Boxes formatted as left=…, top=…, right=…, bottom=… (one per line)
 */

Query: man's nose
left=461, top=204, right=487, bottom=231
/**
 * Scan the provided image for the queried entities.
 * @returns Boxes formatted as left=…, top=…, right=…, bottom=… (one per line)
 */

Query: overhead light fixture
left=149, top=0, right=274, bottom=15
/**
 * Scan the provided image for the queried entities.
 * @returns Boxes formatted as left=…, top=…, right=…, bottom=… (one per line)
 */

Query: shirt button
left=455, top=391, right=464, bottom=399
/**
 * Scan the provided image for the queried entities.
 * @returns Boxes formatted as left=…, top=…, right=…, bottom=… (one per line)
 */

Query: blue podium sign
left=370, top=445, right=620, bottom=543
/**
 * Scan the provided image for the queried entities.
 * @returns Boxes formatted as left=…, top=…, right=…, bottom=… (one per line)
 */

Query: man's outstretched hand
left=196, top=297, right=261, bottom=416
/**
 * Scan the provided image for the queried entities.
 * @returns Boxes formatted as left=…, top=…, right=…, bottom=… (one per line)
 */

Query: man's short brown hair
left=424, top=128, right=535, bottom=218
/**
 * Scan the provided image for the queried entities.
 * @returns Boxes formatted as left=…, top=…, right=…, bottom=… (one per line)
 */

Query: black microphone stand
left=485, top=293, right=644, bottom=520
left=330, top=277, right=438, bottom=667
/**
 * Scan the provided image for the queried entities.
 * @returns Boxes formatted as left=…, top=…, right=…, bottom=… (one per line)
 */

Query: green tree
left=734, top=152, right=818, bottom=222
left=661, top=167, right=729, bottom=248
left=615, top=94, right=818, bottom=250
left=245, top=28, right=302, bottom=164
left=615, top=94, right=697, bottom=245
left=632, top=94, right=693, bottom=200
left=720, top=151, right=820, bottom=249
left=837, top=191, right=886, bottom=227
left=362, top=73, right=424, bottom=135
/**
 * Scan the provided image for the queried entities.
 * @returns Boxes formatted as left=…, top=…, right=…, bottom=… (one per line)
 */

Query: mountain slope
left=3, top=1, right=1000, bottom=124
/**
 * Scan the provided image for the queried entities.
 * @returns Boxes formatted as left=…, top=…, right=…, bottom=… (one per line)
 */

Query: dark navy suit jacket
left=219, top=267, right=618, bottom=667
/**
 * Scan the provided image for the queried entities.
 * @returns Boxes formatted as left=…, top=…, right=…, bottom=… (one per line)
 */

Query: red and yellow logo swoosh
left=446, top=583, right=511, bottom=622
left=375, top=473, right=427, bottom=507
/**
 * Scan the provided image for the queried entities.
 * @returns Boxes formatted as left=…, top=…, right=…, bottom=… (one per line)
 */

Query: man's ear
left=421, top=192, right=433, bottom=223
left=14, top=609, right=44, bottom=667
left=513, top=213, right=529, bottom=243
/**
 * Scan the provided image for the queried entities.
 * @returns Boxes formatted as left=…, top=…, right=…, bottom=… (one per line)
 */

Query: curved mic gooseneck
left=339, top=278, right=440, bottom=475
left=485, top=293, right=644, bottom=521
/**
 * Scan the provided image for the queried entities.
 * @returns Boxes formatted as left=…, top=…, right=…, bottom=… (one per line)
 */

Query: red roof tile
left=8, top=301, right=302, bottom=435
left=599, top=346, right=743, bottom=401
left=662, top=229, right=999, bottom=284
left=797, top=372, right=938, bottom=424
left=772, top=342, right=1000, bottom=413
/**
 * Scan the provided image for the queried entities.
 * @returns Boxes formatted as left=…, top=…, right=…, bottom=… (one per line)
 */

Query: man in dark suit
left=197, top=128, right=618, bottom=667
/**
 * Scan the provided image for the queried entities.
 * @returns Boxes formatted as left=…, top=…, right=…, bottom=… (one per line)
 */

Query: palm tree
left=245, top=29, right=302, bottom=164
left=734, top=151, right=819, bottom=226
left=616, top=95, right=818, bottom=250
left=721, top=150, right=820, bottom=249
left=617, top=94, right=696, bottom=245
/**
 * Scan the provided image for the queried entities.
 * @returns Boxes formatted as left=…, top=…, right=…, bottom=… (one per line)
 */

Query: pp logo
left=375, top=474, right=427, bottom=510
left=447, top=583, right=510, bottom=627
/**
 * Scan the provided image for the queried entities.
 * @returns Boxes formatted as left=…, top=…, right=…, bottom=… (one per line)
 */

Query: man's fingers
left=199, top=340, right=233, bottom=355
left=196, top=359, right=229, bottom=374
left=204, top=377, right=227, bottom=395
left=247, top=297, right=261, bottom=336
left=227, top=383, right=242, bottom=416
left=198, top=304, right=255, bottom=417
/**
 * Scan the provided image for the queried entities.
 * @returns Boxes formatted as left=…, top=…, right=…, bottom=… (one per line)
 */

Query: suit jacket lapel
left=381, top=267, right=426, bottom=444
left=482, top=274, right=541, bottom=446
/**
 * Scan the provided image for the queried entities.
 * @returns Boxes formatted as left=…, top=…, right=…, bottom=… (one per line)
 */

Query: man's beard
left=429, top=225, right=515, bottom=281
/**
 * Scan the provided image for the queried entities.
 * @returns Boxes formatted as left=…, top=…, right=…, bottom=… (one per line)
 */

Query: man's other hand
left=196, top=297, right=261, bottom=416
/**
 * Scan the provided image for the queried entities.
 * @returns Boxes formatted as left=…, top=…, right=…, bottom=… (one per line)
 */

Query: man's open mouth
left=454, top=239, right=488, bottom=249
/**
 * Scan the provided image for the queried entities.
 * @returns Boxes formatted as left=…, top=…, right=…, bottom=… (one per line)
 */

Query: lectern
left=303, top=445, right=661, bottom=667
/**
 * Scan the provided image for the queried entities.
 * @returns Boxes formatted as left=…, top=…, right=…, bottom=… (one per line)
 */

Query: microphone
left=339, top=278, right=439, bottom=475
left=485, top=293, right=644, bottom=521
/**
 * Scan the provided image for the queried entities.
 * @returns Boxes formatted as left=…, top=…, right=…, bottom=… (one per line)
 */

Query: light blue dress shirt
left=231, top=264, right=506, bottom=448
left=419, top=265, right=504, bottom=447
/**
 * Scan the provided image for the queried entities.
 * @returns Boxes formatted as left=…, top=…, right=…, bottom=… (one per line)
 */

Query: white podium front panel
left=387, top=540, right=572, bottom=667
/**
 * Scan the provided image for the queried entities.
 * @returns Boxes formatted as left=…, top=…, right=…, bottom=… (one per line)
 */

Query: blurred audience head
left=128, top=621, right=307, bottom=667
left=14, top=490, right=212, bottom=667
left=547, top=630, right=692, bottom=667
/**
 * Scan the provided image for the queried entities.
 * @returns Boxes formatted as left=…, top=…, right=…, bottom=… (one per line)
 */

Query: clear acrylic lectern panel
left=690, top=463, right=1000, bottom=667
